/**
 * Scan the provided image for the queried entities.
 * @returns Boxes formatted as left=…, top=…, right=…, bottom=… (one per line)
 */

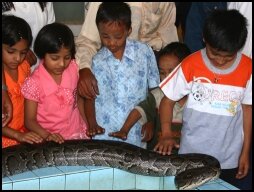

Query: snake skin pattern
left=2, top=140, right=221, bottom=190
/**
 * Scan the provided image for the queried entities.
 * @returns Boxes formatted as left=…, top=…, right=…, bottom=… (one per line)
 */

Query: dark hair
left=2, top=15, right=32, bottom=47
left=158, top=42, right=191, bottom=62
left=96, top=2, right=131, bottom=30
left=34, top=23, right=75, bottom=59
left=203, top=9, right=247, bottom=53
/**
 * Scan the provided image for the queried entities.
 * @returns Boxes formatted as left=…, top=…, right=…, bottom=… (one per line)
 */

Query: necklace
left=213, top=72, right=221, bottom=83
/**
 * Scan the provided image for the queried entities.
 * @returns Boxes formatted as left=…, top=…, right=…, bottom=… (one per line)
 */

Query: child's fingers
left=108, top=132, right=127, bottom=140
left=47, top=134, right=64, bottom=144
left=96, top=126, right=105, bottom=134
left=108, top=132, right=115, bottom=137
left=54, top=134, right=64, bottom=143
left=28, top=132, right=44, bottom=142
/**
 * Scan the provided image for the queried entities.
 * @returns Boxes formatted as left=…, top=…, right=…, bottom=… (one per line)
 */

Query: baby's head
left=158, top=42, right=191, bottom=81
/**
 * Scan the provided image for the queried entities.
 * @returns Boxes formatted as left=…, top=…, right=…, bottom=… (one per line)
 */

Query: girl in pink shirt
left=21, top=23, right=90, bottom=143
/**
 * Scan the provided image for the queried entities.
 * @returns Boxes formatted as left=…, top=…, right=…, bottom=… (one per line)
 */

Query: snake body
left=2, top=140, right=221, bottom=190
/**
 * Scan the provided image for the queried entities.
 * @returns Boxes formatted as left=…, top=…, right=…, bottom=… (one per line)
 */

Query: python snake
left=2, top=140, right=221, bottom=190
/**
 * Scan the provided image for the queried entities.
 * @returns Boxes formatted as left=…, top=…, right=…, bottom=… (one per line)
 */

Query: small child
left=84, top=2, right=160, bottom=148
left=21, top=23, right=90, bottom=143
left=2, top=15, right=43, bottom=148
left=109, top=42, right=191, bottom=151
left=155, top=10, right=252, bottom=188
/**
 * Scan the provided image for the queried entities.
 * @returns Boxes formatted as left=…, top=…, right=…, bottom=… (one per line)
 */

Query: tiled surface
left=2, top=166, right=239, bottom=190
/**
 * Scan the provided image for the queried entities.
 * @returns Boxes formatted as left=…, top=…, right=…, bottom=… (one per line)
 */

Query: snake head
left=175, top=166, right=220, bottom=190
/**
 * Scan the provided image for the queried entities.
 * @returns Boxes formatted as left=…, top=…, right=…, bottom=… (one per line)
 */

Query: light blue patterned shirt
left=92, top=39, right=160, bottom=148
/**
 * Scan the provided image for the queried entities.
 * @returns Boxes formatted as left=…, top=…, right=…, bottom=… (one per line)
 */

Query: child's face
left=98, top=21, right=131, bottom=59
left=158, top=54, right=180, bottom=81
left=2, top=39, right=29, bottom=71
left=206, top=44, right=237, bottom=69
left=43, top=46, right=72, bottom=77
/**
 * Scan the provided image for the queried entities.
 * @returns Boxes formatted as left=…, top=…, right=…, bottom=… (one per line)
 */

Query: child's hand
left=25, top=49, right=37, bottom=66
left=17, top=132, right=43, bottom=144
left=153, top=133, right=179, bottom=155
left=86, top=124, right=105, bottom=137
left=108, top=131, right=128, bottom=140
left=46, top=133, right=64, bottom=144
left=2, top=113, right=8, bottom=127
left=236, top=152, right=250, bottom=179
left=141, top=122, right=154, bottom=142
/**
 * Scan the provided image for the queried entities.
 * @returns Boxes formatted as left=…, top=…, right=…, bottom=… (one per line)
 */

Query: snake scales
left=2, top=139, right=221, bottom=190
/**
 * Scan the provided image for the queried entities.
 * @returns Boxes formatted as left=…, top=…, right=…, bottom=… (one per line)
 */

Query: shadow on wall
left=53, top=2, right=85, bottom=36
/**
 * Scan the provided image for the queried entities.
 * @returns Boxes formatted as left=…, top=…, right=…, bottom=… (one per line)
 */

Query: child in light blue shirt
left=84, top=2, right=159, bottom=148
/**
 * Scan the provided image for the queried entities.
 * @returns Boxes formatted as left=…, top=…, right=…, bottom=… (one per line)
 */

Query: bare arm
left=154, top=96, right=179, bottom=155
left=2, top=126, right=43, bottom=144
left=78, top=68, right=99, bottom=99
left=236, top=104, right=252, bottom=179
left=109, top=109, right=141, bottom=140
left=76, top=30, right=100, bottom=98
left=25, top=49, right=37, bottom=66
left=84, top=98, right=104, bottom=137
left=75, top=2, right=101, bottom=70
left=2, top=68, right=12, bottom=127
left=24, top=99, right=64, bottom=143
left=75, top=3, right=103, bottom=99
left=77, top=94, right=87, bottom=124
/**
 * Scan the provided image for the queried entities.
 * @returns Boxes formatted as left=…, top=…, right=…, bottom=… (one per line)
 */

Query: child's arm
left=236, top=104, right=252, bottom=179
left=84, top=98, right=104, bottom=137
left=109, top=91, right=157, bottom=141
left=2, top=69, right=12, bottom=127
left=109, top=109, right=142, bottom=140
left=24, top=99, right=64, bottom=144
left=154, top=96, right=179, bottom=155
left=25, top=49, right=37, bottom=66
left=2, top=126, right=43, bottom=144
left=77, top=94, right=88, bottom=124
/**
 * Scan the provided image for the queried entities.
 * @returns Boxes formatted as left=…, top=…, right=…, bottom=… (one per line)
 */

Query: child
left=21, top=23, right=90, bottom=143
left=109, top=42, right=191, bottom=151
left=155, top=10, right=252, bottom=188
left=84, top=2, right=160, bottom=148
left=2, top=15, right=43, bottom=148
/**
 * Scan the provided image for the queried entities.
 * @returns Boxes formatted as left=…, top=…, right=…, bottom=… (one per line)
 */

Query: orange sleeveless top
left=2, top=60, right=30, bottom=148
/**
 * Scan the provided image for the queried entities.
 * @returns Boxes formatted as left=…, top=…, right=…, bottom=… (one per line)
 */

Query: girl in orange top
left=2, top=15, right=43, bottom=148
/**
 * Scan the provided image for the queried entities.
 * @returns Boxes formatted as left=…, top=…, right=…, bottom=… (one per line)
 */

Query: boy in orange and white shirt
left=155, top=10, right=252, bottom=189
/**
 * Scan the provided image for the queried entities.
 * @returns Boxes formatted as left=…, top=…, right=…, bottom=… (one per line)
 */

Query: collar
left=38, top=59, right=75, bottom=96
left=100, top=39, right=135, bottom=62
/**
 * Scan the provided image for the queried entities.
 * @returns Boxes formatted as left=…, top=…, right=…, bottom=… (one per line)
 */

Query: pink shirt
left=21, top=59, right=89, bottom=140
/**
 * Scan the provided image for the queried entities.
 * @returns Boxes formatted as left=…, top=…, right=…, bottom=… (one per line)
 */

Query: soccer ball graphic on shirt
left=192, top=89, right=204, bottom=101
left=191, top=76, right=213, bottom=103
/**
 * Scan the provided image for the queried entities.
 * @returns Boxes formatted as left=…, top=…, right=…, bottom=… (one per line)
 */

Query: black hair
left=96, top=2, right=131, bottom=30
left=2, top=15, right=32, bottom=47
left=203, top=9, right=247, bottom=53
left=34, top=23, right=75, bottom=59
left=158, top=42, right=191, bottom=63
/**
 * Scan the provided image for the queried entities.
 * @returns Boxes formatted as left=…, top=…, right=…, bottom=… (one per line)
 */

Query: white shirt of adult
left=75, top=2, right=179, bottom=70
left=228, top=2, right=252, bottom=58
left=3, top=2, right=55, bottom=70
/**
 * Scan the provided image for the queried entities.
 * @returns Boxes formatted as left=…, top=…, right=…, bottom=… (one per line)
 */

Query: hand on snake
left=2, top=139, right=221, bottom=190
